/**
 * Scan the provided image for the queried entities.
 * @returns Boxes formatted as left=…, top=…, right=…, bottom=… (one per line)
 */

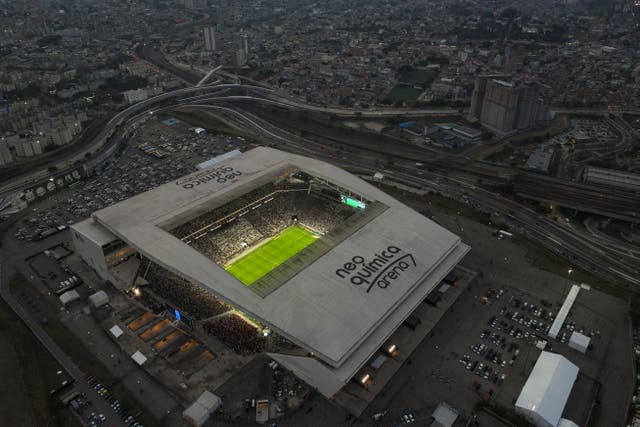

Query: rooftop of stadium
left=167, top=171, right=382, bottom=296
left=73, top=147, right=470, bottom=371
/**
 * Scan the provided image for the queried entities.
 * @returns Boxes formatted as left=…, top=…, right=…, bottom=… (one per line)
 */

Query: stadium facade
left=71, top=147, right=469, bottom=397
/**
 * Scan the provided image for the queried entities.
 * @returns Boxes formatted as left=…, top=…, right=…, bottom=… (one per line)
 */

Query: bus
left=496, top=230, right=513, bottom=240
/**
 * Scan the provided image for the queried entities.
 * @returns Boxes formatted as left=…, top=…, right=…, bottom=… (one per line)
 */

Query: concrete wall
left=70, top=227, right=112, bottom=282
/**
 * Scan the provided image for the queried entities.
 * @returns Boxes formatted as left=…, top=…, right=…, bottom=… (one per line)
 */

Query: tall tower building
left=236, top=49, right=248, bottom=67
left=203, top=26, right=216, bottom=52
left=470, top=75, right=506, bottom=119
left=235, top=33, right=249, bottom=66
left=470, top=76, right=544, bottom=134
left=240, top=33, right=249, bottom=55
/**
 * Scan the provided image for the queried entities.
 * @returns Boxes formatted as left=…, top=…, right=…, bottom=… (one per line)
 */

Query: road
left=178, top=102, right=640, bottom=289
left=0, top=83, right=245, bottom=197
left=376, top=164, right=640, bottom=287
left=5, top=81, right=637, bottom=223
left=175, top=91, right=640, bottom=222
left=0, top=41, right=635, bottom=427
left=0, top=260, right=126, bottom=427
left=1, top=70, right=638, bottom=289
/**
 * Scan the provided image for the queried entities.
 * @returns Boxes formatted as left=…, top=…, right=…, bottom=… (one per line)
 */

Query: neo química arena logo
left=176, top=166, right=242, bottom=189
left=335, top=246, right=417, bottom=293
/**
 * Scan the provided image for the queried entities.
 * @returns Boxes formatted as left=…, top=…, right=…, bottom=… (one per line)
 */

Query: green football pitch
left=226, top=225, right=317, bottom=285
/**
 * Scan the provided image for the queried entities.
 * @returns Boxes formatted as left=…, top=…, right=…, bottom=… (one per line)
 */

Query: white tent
left=515, top=352, right=579, bottom=427
left=557, top=418, right=580, bottom=427
left=548, top=285, right=580, bottom=339
left=59, top=290, right=80, bottom=305
left=183, top=391, right=221, bottom=427
left=431, top=402, right=458, bottom=427
left=131, top=350, right=147, bottom=366
left=109, top=325, right=124, bottom=339
left=198, top=391, right=221, bottom=412
left=183, top=401, right=209, bottom=427
left=568, top=331, right=590, bottom=354
left=88, top=290, right=109, bottom=308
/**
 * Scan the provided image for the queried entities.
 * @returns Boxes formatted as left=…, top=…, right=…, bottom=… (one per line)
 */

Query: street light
left=568, top=268, right=573, bottom=275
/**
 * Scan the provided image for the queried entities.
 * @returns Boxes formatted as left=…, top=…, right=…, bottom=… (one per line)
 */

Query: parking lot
left=12, top=117, right=251, bottom=241
left=351, top=209, right=632, bottom=427
left=2, top=116, right=634, bottom=427
left=26, top=250, right=83, bottom=297
left=83, top=373, right=143, bottom=427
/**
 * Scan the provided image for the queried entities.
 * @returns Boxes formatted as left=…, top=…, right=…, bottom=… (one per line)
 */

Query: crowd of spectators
left=203, top=313, right=265, bottom=355
left=170, top=182, right=286, bottom=239
left=144, top=264, right=231, bottom=320
left=139, top=178, right=363, bottom=354
left=172, top=181, right=355, bottom=266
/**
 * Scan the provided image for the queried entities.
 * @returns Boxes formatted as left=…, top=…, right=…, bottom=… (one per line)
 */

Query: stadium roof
left=78, top=147, right=468, bottom=375
left=515, top=351, right=579, bottom=427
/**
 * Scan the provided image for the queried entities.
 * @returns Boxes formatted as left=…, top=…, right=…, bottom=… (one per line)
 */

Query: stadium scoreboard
left=340, top=194, right=366, bottom=210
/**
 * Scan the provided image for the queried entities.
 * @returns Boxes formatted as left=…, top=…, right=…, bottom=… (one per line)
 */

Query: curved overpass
left=2, top=84, right=639, bottom=289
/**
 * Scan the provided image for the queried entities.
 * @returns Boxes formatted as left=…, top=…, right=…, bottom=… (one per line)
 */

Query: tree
left=37, top=34, right=61, bottom=46
left=100, top=76, right=148, bottom=92
left=500, top=7, right=519, bottom=21
left=481, top=131, right=494, bottom=141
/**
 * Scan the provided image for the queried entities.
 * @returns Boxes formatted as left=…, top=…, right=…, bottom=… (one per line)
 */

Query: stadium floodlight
left=360, top=373, right=371, bottom=385
left=132, top=287, right=141, bottom=297
left=262, top=328, right=271, bottom=337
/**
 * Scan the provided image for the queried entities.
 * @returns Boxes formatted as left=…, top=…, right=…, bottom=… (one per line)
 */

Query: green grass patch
left=398, top=68, right=438, bottom=89
left=239, top=67, right=277, bottom=81
left=384, top=84, right=423, bottom=103
left=166, top=109, right=253, bottom=139
left=226, top=225, right=317, bottom=285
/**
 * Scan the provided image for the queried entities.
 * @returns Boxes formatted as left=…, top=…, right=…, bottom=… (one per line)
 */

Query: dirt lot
left=0, top=296, right=79, bottom=427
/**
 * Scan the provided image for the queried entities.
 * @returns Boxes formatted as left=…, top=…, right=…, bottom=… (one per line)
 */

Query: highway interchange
left=173, top=85, right=640, bottom=289
left=1, top=73, right=639, bottom=295
left=0, top=63, right=639, bottom=427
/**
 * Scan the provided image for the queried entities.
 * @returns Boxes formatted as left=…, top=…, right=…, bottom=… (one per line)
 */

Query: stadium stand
left=170, top=181, right=356, bottom=268
left=144, top=263, right=231, bottom=320
left=203, top=313, right=265, bottom=355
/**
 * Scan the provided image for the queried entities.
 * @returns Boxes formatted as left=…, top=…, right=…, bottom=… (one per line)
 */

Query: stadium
left=71, top=147, right=470, bottom=401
